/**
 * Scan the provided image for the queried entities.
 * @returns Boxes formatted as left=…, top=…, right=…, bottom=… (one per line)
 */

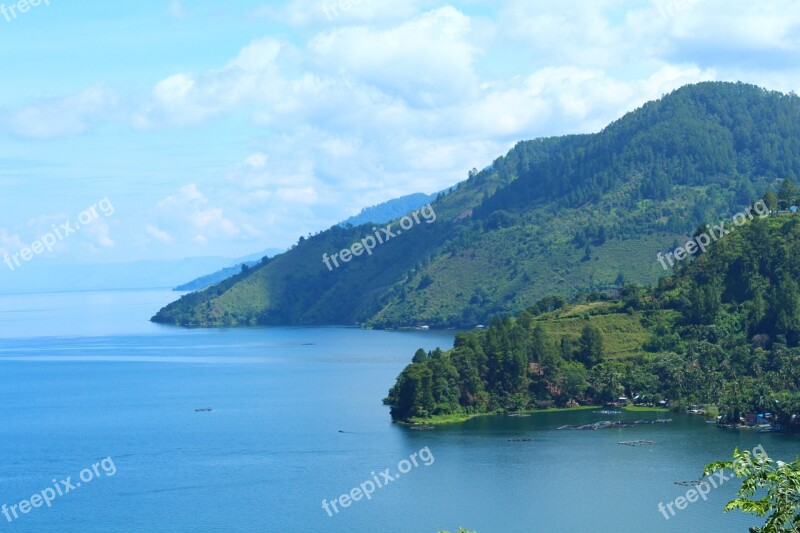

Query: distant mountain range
left=339, top=193, right=437, bottom=227
left=173, top=249, right=283, bottom=291
left=152, top=82, right=800, bottom=328
left=0, top=256, right=254, bottom=294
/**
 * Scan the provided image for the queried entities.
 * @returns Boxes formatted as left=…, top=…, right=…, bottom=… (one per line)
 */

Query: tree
left=764, top=189, right=779, bottom=212
left=687, top=281, right=721, bottom=324
left=560, top=336, right=577, bottom=361
left=778, top=178, right=799, bottom=209
left=705, top=448, right=800, bottom=532
left=560, top=361, right=589, bottom=400
left=387, top=364, right=434, bottom=420
left=578, top=324, right=604, bottom=367
left=412, top=348, right=428, bottom=364
left=531, top=324, right=559, bottom=372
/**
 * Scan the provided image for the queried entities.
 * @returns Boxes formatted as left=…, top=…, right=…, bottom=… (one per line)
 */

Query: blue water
left=0, top=290, right=797, bottom=532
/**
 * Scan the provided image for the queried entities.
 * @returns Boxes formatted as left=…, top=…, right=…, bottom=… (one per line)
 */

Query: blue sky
left=1, top=0, right=799, bottom=263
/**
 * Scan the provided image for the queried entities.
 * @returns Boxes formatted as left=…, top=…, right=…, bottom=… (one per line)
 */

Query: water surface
left=0, top=290, right=794, bottom=532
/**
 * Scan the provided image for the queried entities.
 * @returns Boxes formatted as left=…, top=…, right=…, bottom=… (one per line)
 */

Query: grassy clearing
left=533, top=308, right=655, bottom=357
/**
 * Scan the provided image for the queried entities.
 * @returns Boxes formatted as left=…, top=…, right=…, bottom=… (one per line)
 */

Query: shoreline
left=401, top=405, right=672, bottom=426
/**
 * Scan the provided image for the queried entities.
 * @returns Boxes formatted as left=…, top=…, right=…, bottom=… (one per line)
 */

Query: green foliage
left=705, top=449, right=800, bottom=532
left=577, top=324, right=605, bottom=367
left=778, top=179, right=799, bottom=210
left=387, top=215, right=800, bottom=423
left=764, top=190, right=779, bottom=211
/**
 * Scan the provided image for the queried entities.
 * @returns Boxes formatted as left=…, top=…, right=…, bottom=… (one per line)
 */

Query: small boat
left=195, top=407, right=213, bottom=412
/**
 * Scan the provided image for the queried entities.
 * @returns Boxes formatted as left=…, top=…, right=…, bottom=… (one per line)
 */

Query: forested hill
left=386, top=213, right=800, bottom=423
left=152, top=82, right=800, bottom=328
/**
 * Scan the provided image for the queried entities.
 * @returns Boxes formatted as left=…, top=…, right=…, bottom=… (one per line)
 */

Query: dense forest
left=153, top=82, right=800, bottom=329
left=386, top=211, right=800, bottom=424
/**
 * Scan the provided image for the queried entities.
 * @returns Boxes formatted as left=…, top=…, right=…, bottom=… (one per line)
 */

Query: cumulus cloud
left=157, top=184, right=240, bottom=236
left=150, top=184, right=261, bottom=248
left=308, top=6, right=479, bottom=107
left=135, top=38, right=286, bottom=127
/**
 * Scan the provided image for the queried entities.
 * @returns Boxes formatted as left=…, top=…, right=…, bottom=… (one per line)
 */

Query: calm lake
left=0, top=290, right=796, bottom=532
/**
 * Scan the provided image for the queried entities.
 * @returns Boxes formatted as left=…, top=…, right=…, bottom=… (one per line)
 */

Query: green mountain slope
left=152, top=82, right=800, bottom=328
left=386, top=213, right=800, bottom=424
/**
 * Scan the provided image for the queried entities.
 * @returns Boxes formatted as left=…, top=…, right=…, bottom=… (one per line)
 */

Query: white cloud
left=6, top=86, right=120, bottom=139
left=136, top=38, right=286, bottom=126
left=145, top=225, right=174, bottom=244
left=81, top=220, right=115, bottom=250
left=308, top=6, right=479, bottom=107
left=152, top=184, right=257, bottom=246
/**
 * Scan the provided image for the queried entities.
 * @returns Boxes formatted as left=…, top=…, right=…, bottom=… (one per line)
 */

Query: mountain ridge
left=152, top=82, right=800, bottom=328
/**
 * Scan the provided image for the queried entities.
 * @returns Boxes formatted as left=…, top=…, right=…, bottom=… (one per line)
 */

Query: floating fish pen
left=558, top=419, right=674, bottom=430
left=674, top=480, right=708, bottom=487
